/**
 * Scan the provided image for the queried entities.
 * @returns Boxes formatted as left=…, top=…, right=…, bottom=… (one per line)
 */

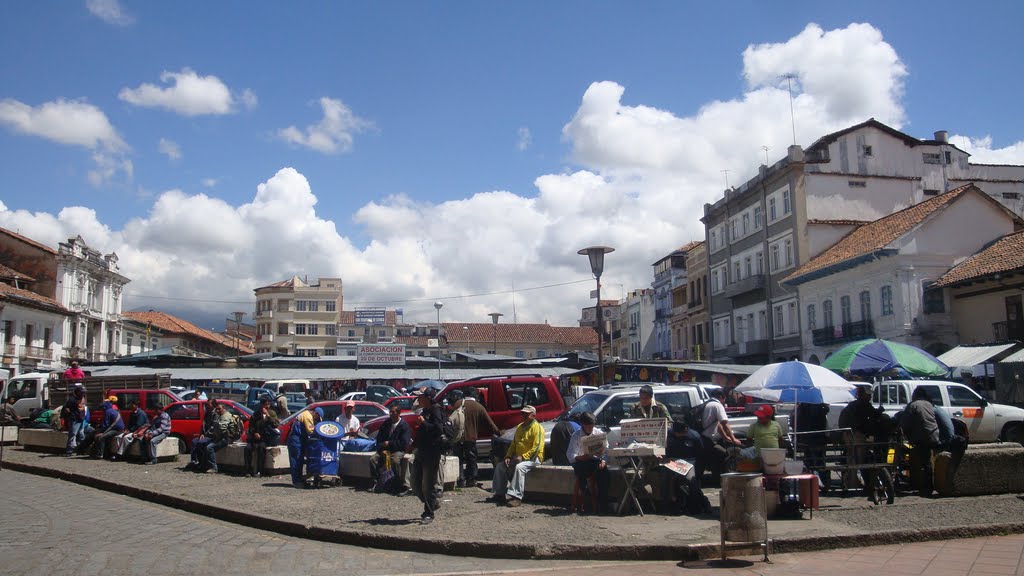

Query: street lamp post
left=434, top=301, right=444, bottom=380
left=488, top=312, right=503, bottom=355
left=578, top=246, right=614, bottom=387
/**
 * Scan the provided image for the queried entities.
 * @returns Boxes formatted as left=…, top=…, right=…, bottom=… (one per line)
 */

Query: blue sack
left=341, top=438, right=376, bottom=452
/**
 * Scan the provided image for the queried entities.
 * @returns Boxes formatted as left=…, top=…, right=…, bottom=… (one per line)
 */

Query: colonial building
left=0, top=263, right=72, bottom=375
left=651, top=246, right=689, bottom=359
left=682, top=241, right=709, bottom=361
left=56, top=236, right=130, bottom=363
left=622, top=288, right=656, bottom=360
left=253, top=276, right=342, bottom=356
left=702, top=118, right=1024, bottom=364
left=934, top=228, right=1024, bottom=345
left=784, top=184, right=1022, bottom=363
left=122, top=310, right=255, bottom=358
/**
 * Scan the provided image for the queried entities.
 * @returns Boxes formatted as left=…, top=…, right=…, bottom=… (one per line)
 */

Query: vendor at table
left=748, top=405, right=785, bottom=450
left=630, top=385, right=669, bottom=419
left=566, top=412, right=610, bottom=514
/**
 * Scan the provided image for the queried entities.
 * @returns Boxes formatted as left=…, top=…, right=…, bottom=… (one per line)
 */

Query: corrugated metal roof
left=665, top=363, right=763, bottom=375
left=84, top=365, right=577, bottom=382
left=1000, top=348, right=1024, bottom=363
left=938, top=343, right=1017, bottom=368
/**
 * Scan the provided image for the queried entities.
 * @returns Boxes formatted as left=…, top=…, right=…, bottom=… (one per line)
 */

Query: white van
left=261, top=379, right=311, bottom=395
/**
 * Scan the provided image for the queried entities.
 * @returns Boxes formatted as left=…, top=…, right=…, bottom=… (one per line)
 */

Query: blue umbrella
left=735, top=361, right=857, bottom=405
left=407, top=379, right=446, bottom=392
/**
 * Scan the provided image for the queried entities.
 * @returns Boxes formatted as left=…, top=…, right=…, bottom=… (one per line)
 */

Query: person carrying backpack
left=411, top=389, right=446, bottom=524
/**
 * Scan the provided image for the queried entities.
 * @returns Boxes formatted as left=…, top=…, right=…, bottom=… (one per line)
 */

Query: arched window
left=823, top=299, right=834, bottom=327
left=840, top=295, right=852, bottom=325
left=859, top=290, right=872, bottom=321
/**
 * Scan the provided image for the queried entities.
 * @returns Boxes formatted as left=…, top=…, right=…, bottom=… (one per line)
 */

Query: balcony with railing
left=724, top=274, right=766, bottom=299
left=22, top=345, right=52, bottom=360
left=812, top=320, right=875, bottom=346
left=994, top=321, right=1023, bottom=342
left=726, top=339, right=769, bottom=358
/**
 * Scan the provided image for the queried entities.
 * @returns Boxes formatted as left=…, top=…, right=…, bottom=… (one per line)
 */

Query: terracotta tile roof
left=678, top=240, right=704, bottom=253
left=0, top=263, right=35, bottom=282
left=806, top=118, right=947, bottom=153
left=443, top=322, right=597, bottom=347
left=211, top=331, right=256, bottom=354
left=807, top=219, right=871, bottom=226
left=124, top=311, right=235, bottom=350
left=395, top=335, right=434, bottom=346
left=0, top=226, right=57, bottom=255
left=0, top=283, right=69, bottom=314
left=934, top=230, right=1024, bottom=287
left=784, top=184, right=977, bottom=285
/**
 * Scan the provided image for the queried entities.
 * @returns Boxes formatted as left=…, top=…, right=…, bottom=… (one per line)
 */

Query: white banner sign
left=357, top=343, right=407, bottom=366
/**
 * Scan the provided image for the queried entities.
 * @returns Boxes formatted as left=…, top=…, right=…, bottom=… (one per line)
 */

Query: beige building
left=679, top=241, right=709, bottom=360
left=253, top=276, right=342, bottom=356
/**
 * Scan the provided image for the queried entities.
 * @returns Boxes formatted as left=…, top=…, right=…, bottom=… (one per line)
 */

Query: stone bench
left=123, top=437, right=180, bottom=461
left=18, top=428, right=67, bottom=452
left=935, top=442, right=1024, bottom=497
left=522, top=464, right=631, bottom=507
left=215, top=443, right=291, bottom=476
left=18, top=428, right=179, bottom=460
left=338, top=451, right=460, bottom=490
left=0, top=426, right=19, bottom=445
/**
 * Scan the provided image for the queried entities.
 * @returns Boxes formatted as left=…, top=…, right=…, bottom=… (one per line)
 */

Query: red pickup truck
left=88, top=388, right=182, bottom=427
left=362, top=374, right=565, bottom=458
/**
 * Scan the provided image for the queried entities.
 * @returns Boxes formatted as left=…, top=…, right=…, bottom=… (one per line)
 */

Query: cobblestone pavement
left=0, top=470, right=594, bottom=576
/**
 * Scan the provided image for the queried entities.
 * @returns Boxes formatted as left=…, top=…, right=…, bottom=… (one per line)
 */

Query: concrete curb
left=6, top=460, right=1024, bottom=561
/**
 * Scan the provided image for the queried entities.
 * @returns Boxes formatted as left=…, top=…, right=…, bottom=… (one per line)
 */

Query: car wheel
left=1002, top=423, right=1024, bottom=445
left=173, top=435, right=188, bottom=454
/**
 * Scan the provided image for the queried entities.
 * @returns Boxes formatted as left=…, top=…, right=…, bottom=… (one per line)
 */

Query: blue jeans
left=66, top=421, right=85, bottom=455
left=142, top=433, right=167, bottom=462
left=287, top=434, right=307, bottom=485
left=204, top=438, right=230, bottom=471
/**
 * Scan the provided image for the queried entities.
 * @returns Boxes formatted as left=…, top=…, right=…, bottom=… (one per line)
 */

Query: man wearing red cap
left=748, top=405, right=784, bottom=450
left=335, top=401, right=361, bottom=438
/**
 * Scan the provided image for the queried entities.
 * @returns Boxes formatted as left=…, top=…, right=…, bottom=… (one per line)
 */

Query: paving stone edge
left=6, top=460, right=1024, bottom=561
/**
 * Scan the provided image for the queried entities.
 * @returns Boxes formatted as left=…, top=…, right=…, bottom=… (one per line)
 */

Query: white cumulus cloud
left=119, top=69, right=256, bottom=116
left=86, top=0, right=133, bottom=26
left=949, top=134, right=1024, bottom=165
left=0, top=98, right=131, bottom=186
left=278, top=97, right=372, bottom=154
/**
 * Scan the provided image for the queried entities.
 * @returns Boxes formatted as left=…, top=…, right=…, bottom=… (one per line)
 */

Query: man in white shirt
left=335, top=401, right=361, bottom=438
left=699, top=389, right=740, bottom=484
left=565, top=412, right=609, bottom=514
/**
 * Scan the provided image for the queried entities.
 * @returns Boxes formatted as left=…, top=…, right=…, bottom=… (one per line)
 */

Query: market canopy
left=937, top=343, right=1019, bottom=369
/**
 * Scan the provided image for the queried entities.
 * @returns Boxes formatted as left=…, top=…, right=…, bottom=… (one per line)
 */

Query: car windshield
left=566, top=393, right=607, bottom=419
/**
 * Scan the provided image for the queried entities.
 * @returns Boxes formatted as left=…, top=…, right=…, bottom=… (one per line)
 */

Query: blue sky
left=2, top=1, right=1023, bottom=330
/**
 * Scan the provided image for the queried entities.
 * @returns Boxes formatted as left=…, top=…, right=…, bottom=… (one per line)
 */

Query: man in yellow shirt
left=488, top=405, right=544, bottom=507
left=748, top=405, right=784, bottom=450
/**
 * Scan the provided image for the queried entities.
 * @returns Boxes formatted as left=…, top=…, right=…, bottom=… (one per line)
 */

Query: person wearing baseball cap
left=748, top=404, right=784, bottom=450
left=630, top=384, right=669, bottom=420
left=335, top=400, right=361, bottom=438
left=488, top=404, right=544, bottom=507
left=411, top=387, right=447, bottom=524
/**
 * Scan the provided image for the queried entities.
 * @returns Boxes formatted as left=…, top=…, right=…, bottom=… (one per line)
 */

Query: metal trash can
left=719, top=472, right=769, bottom=560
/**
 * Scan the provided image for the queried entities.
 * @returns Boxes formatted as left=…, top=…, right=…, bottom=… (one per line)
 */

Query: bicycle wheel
left=878, top=468, right=895, bottom=505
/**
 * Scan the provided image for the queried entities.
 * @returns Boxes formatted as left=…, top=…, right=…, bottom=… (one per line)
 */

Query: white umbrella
left=735, top=361, right=856, bottom=457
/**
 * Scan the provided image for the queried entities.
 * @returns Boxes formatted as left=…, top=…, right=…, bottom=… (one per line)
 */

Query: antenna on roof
left=721, top=169, right=730, bottom=189
left=761, top=145, right=770, bottom=165
left=780, top=72, right=798, bottom=145
left=512, top=279, right=517, bottom=323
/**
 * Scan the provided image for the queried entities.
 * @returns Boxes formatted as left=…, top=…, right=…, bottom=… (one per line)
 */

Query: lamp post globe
left=488, top=312, right=503, bottom=355
left=578, top=246, right=614, bottom=387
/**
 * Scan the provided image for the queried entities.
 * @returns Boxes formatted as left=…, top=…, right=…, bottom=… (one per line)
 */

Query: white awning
left=938, top=343, right=1017, bottom=368
left=1000, top=348, right=1024, bottom=363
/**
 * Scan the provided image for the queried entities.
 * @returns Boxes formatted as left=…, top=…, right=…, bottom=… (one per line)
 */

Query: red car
left=363, top=374, right=565, bottom=457
left=163, top=399, right=253, bottom=452
left=383, top=395, right=418, bottom=413
left=277, top=400, right=387, bottom=443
